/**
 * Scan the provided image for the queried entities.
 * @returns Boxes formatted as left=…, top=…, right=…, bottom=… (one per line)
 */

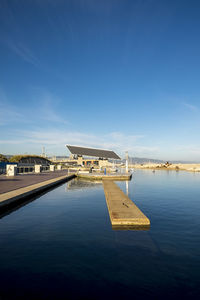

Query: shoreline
left=130, top=163, right=200, bottom=172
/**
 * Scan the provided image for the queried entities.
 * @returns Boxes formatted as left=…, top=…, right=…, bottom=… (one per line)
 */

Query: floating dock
left=103, top=180, right=150, bottom=227
left=77, top=172, right=132, bottom=181
left=0, top=173, right=75, bottom=210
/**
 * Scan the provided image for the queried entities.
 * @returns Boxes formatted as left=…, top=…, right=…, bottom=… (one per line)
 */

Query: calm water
left=0, top=170, right=200, bottom=299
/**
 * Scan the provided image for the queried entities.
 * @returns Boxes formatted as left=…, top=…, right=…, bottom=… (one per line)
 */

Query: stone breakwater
left=131, top=163, right=200, bottom=172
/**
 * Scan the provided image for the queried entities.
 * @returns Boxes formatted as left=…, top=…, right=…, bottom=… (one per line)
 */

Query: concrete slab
left=103, top=180, right=150, bottom=227
left=0, top=170, right=73, bottom=194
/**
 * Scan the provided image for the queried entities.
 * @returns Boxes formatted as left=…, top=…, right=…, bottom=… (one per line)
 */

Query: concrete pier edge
left=77, top=173, right=132, bottom=181
left=0, top=174, right=76, bottom=210
left=0, top=172, right=149, bottom=229
left=103, top=180, right=150, bottom=227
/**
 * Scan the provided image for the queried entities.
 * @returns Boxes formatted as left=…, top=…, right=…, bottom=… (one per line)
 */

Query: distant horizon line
left=1, top=153, right=200, bottom=164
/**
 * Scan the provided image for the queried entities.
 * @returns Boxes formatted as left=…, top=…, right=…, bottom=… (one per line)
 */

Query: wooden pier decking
left=103, top=180, right=150, bottom=227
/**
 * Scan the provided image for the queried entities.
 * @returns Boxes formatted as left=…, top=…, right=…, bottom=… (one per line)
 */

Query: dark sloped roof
left=10, top=155, right=51, bottom=165
left=19, top=156, right=50, bottom=165
left=66, top=145, right=120, bottom=159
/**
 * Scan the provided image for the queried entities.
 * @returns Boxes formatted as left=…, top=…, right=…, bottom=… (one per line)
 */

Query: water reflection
left=65, top=178, right=102, bottom=191
left=126, top=180, right=129, bottom=196
left=1, top=170, right=200, bottom=299
left=112, top=225, right=150, bottom=231
left=0, top=188, right=51, bottom=219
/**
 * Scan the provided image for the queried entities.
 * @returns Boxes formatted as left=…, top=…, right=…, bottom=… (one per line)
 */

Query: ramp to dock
left=103, top=180, right=150, bottom=226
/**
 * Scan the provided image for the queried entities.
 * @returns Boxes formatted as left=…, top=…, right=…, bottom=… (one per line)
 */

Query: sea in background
left=0, top=170, right=200, bottom=299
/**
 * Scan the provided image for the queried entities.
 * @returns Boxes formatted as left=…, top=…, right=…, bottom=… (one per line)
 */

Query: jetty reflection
left=112, top=225, right=150, bottom=231
left=66, top=178, right=102, bottom=191
left=126, top=180, right=129, bottom=196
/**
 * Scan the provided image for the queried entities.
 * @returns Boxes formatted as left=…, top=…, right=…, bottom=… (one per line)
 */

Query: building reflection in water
left=65, top=178, right=102, bottom=192
left=126, top=180, right=129, bottom=196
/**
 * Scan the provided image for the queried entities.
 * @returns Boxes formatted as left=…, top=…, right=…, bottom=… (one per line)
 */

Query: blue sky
left=0, top=0, right=200, bottom=160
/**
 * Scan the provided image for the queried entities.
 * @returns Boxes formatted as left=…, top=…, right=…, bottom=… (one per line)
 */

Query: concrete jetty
left=103, top=180, right=150, bottom=227
left=77, top=172, right=132, bottom=181
left=0, top=172, right=75, bottom=210
left=0, top=170, right=73, bottom=194
left=1, top=169, right=150, bottom=229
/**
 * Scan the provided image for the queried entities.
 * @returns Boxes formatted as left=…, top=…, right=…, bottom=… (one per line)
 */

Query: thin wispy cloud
left=32, top=89, right=68, bottom=125
left=0, top=104, right=22, bottom=126
left=42, top=109, right=68, bottom=124
left=0, top=0, right=40, bottom=67
left=0, top=140, right=24, bottom=145
left=42, top=102, right=68, bottom=125
left=176, top=145, right=200, bottom=155
left=0, top=89, right=22, bottom=125
left=105, top=132, right=144, bottom=152
left=5, top=39, right=40, bottom=67
left=0, top=88, right=68, bottom=126
left=183, top=102, right=198, bottom=112
left=3, top=128, right=156, bottom=157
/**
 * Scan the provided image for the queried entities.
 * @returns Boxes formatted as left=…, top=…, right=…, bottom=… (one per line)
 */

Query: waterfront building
left=66, top=145, right=120, bottom=167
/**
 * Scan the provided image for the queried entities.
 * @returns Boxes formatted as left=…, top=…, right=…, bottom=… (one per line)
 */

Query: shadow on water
left=0, top=185, right=58, bottom=220
left=0, top=177, right=76, bottom=219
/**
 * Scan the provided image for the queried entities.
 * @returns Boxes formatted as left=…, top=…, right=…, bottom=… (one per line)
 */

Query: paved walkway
left=0, top=170, right=73, bottom=194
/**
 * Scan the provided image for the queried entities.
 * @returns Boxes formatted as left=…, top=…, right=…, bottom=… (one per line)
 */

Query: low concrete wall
left=35, top=165, right=42, bottom=173
left=50, top=165, right=55, bottom=171
left=6, top=165, right=17, bottom=176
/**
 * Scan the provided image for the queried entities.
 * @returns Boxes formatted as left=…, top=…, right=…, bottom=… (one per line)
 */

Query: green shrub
left=0, top=154, right=8, bottom=162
